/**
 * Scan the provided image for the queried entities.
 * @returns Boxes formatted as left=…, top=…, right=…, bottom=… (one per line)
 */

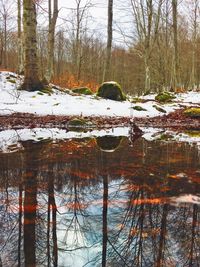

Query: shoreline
left=0, top=108, right=199, bottom=132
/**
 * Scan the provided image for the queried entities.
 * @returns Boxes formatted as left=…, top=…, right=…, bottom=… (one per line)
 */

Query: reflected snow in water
left=0, top=129, right=199, bottom=266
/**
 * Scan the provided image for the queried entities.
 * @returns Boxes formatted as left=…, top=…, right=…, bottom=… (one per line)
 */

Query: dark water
left=0, top=134, right=200, bottom=267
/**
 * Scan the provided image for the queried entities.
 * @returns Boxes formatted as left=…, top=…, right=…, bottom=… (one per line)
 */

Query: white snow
left=0, top=126, right=200, bottom=153
left=142, top=129, right=200, bottom=151
left=0, top=71, right=199, bottom=118
left=0, top=127, right=131, bottom=153
left=0, top=71, right=199, bottom=152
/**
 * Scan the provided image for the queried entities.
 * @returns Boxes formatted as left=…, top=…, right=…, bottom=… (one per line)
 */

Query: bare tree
left=21, top=0, right=44, bottom=91
left=17, top=0, right=23, bottom=74
left=171, top=0, right=180, bottom=90
left=130, top=0, right=163, bottom=93
left=0, top=0, right=14, bottom=68
left=46, top=0, right=59, bottom=82
left=71, top=0, right=92, bottom=81
left=103, top=0, right=113, bottom=82
left=188, top=0, right=199, bottom=89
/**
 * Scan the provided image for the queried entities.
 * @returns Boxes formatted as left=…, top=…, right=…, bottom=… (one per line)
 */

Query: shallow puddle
left=0, top=128, right=199, bottom=266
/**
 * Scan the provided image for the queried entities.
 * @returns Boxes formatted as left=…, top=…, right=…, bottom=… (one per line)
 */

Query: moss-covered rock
left=130, top=97, right=145, bottom=103
left=97, top=81, right=126, bottom=101
left=72, top=87, right=93, bottom=95
left=68, top=118, right=87, bottom=127
left=132, top=106, right=147, bottom=111
left=67, top=118, right=96, bottom=131
left=185, top=131, right=200, bottom=137
left=96, top=136, right=123, bottom=152
left=7, top=79, right=16, bottom=84
left=184, top=107, right=200, bottom=118
left=155, top=91, right=176, bottom=103
left=37, top=91, right=44, bottom=95
left=153, top=105, right=167, bottom=113
left=157, top=133, right=174, bottom=141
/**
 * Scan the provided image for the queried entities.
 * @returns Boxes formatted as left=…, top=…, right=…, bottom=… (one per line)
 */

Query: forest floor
left=0, top=71, right=199, bottom=131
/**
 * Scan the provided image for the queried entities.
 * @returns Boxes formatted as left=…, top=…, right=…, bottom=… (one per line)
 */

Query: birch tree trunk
left=46, top=0, right=58, bottom=82
left=189, top=0, right=198, bottom=90
left=21, top=0, right=44, bottom=91
left=172, top=0, right=180, bottom=90
left=103, top=0, right=113, bottom=82
left=17, top=0, right=23, bottom=74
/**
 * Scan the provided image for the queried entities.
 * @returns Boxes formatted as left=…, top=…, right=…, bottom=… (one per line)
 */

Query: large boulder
left=184, top=107, right=200, bottom=118
left=96, top=136, right=123, bottom=152
left=97, top=81, right=126, bottom=101
left=155, top=91, right=176, bottom=103
left=67, top=118, right=87, bottom=131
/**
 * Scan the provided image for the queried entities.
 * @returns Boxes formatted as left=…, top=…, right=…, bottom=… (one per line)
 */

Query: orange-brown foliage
left=0, top=67, right=15, bottom=72
left=52, top=72, right=99, bottom=92
left=175, top=87, right=186, bottom=93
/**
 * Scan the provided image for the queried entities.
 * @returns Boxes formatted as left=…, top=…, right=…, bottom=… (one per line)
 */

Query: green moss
left=153, top=105, right=167, bottom=113
left=34, top=86, right=53, bottom=95
left=97, top=81, right=126, bottom=101
left=185, top=131, right=200, bottom=137
left=67, top=118, right=95, bottom=132
left=155, top=91, right=176, bottom=103
left=7, top=79, right=16, bottom=84
left=41, top=87, right=53, bottom=95
left=157, top=133, right=174, bottom=141
left=184, top=107, right=200, bottom=118
left=132, top=106, right=147, bottom=111
left=72, top=87, right=93, bottom=95
left=122, top=92, right=127, bottom=101
left=131, top=97, right=145, bottom=103
left=96, top=136, right=123, bottom=152
left=68, top=118, right=87, bottom=127
left=37, top=91, right=44, bottom=95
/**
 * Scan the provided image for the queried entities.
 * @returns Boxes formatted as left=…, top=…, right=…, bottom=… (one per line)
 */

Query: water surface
left=0, top=132, right=200, bottom=267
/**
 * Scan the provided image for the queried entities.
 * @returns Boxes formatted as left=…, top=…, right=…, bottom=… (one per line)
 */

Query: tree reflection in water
left=0, top=135, right=199, bottom=266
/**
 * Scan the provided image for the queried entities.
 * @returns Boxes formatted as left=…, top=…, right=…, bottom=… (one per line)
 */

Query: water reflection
left=0, top=135, right=199, bottom=266
left=96, top=136, right=123, bottom=152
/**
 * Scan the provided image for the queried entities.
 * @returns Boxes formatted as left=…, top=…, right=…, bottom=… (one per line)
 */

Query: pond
left=0, top=127, right=199, bottom=267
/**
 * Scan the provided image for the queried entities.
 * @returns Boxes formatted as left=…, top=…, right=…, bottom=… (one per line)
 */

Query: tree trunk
left=103, top=0, right=113, bottom=81
left=24, top=172, right=37, bottom=267
left=102, top=175, right=108, bottom=267
left=17, top=0, right=23, bottom=74
left=21, top=0, right=44, bottom=91
left=46, top=0, right=58, bottom=82
left=3, top=13, right=7, bottom=68
left=172, top=0, right=180, bottom=90
left=144, top=54, right=150, bottom=93
left=18, top=183, right=22, bottom=267
left=189, top=0, right=198, bottom=90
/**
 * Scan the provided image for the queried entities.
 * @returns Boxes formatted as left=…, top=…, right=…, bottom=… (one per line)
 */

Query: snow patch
left=0, top=71, right=199, bottom=118
left=0, top=126, right=200, bottom=153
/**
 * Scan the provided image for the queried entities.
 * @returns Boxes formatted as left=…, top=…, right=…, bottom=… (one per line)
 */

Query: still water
left=0, top=131, right=199, bottom=267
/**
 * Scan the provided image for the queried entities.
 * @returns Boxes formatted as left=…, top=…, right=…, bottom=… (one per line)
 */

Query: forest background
left=0, top=0, right=199, bottom=95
